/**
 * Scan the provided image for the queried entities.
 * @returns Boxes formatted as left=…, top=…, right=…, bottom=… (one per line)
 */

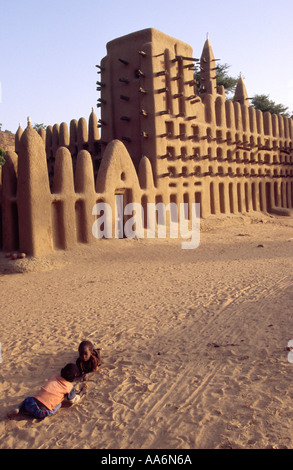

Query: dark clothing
left=76, top=348, right=101, bottom=375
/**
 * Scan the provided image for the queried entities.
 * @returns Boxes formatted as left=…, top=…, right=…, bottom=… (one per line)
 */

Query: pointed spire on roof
left=233, top=75, right=249, bottom=106
left=199, top=36, right=217, bottom=95
left=89, top=106, right=99, bottom=146
left=15, top=123, right=24, bottom=153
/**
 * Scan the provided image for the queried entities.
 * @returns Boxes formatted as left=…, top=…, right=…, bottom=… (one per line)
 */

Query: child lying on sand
left=76, top=340, right=101, bottom=376
left=6, top=363, right=86, bottom=420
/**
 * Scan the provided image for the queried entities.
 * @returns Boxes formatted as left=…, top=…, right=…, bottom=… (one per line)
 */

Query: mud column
left=17, top=121, right=53, bottom=256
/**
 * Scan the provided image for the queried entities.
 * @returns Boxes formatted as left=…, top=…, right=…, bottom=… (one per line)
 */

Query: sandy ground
left=0, top=212, right=293, bottom=450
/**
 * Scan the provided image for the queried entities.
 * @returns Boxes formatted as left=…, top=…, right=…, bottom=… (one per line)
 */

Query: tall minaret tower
left=98, top=28, right=195, bottom=178
left=199, top=36, right=217, bottom=95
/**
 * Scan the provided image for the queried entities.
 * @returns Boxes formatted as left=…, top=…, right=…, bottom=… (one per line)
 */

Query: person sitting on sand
left=76, top=340, right=101, bottom=376
left=6, top=363, right=85, bottom=420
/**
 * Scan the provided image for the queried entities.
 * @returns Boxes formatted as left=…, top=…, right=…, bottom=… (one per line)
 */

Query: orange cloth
left=34, top=375, right=73, bottom=411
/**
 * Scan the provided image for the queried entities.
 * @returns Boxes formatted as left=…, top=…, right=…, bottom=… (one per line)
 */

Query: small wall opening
left=219, top=183, right=225, bottom=213
left=181, top=147, right=187, bottom=159
left=168, top=166, right=176, bottom=177
left=183, top=193, right=189, bottom=220
left=259, top=183, right=264, bottom=212
left=281, top=182, right=284, bottom=207
left=195, top=191, right=202, bottom=217
left=215, top=97, right=222, bottom=126
left=75, top=200, right=87, bottom=243
left=237, top=183, right=242, bottom=212
left=217, top=148, right=223, bottom=161
left=155, top=195, right=164, bottom=225
left=274, top=182, right=278, bottom=207
left=210, top=182, right=215, bottom=214
left=170, top=194, right=178, bottom=226
left=265, top=182, right=272, bottom=212
left=244, top=183, right=249, bottom=212
left=1, top=203, right=19, bottom=251
left=10, top=202, right=19, bottom=251
left=167, top=146, right=175, bottom=160
left=141, top=195, right=148, bottom=229
left=51, top=201, right=65, bottom=249
left=229, top=183, right=234, bottom=213
left=179, top=124, right=186, bottom=140
left=166, top=121, right=174, bottom=138
left=192, top=126, right=199, bottom=141
left=252, top=183, right=257, bottom=211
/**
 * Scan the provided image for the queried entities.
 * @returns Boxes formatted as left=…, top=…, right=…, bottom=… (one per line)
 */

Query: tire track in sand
left=124, top=274, right=293, bottom=448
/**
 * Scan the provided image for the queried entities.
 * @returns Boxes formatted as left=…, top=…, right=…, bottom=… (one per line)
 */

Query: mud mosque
left=1, top=28, right=293, bottom=256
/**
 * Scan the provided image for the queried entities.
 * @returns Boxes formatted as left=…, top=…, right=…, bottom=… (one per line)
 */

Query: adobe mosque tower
left=97, top=28, right=293, bottom=219
left=98, top=29, right=249, bottom=217
left=99, top=28, right=200, bottom=172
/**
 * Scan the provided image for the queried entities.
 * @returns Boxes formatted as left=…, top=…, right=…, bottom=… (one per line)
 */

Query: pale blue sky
left=1, top=0, right=293, bottom=132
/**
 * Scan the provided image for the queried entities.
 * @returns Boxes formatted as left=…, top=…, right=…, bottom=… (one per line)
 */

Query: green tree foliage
left=214, top=63, right=238, bottom=96
left=251, top=94, right=290, bottom=117
left=33, top=123, right=47, bottom=131
left=195, top=63, right=238, bottom=97
left=0, top=123, right=12, bottom=133
left=0, top=148, right=6, bottom=166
